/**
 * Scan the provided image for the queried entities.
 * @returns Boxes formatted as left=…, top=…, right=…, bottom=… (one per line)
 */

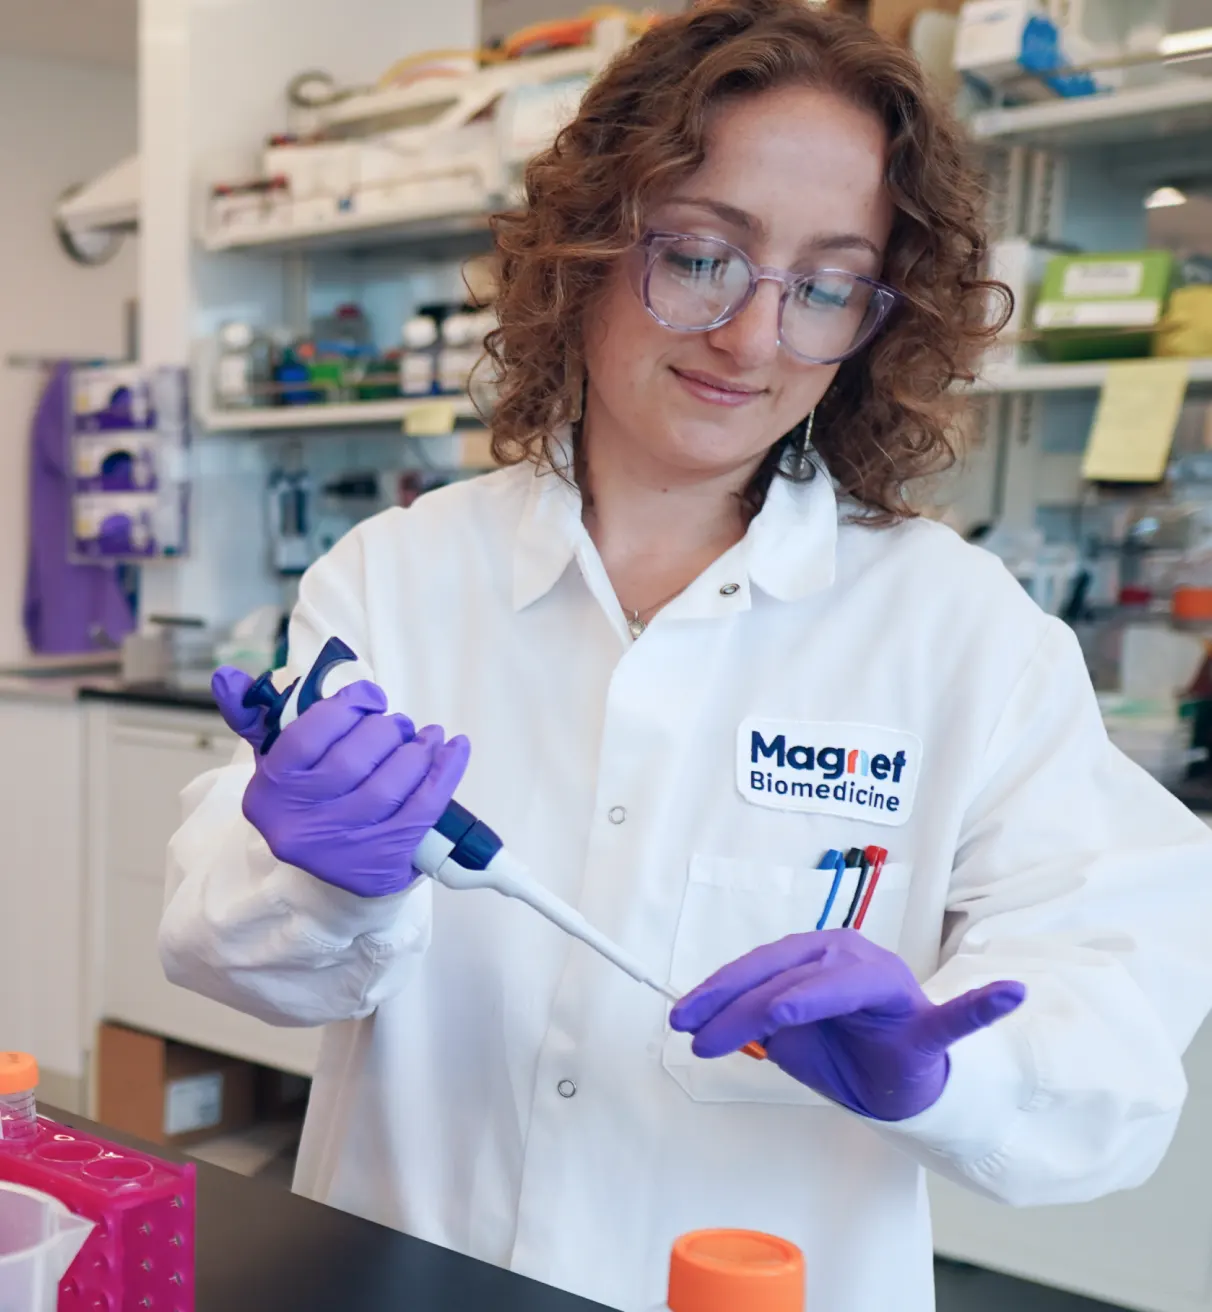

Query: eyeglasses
left=636, top=230, right=900, bottom=365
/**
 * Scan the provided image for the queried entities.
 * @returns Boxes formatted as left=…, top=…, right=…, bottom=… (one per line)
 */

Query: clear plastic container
left=0, top=1054, right=38, bottom=1146
left=649, top=1229, right=805, bottom=1312
left=0, top=1181, right=94, bottom=1311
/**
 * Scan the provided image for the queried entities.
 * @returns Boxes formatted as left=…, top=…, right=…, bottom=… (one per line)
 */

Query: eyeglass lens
left=644, top=234, right=886, bottom=364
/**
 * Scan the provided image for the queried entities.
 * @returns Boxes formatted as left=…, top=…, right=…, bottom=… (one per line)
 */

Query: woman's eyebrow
left=662, top=197, right=881, bottom=261
left=806, top=232, right=883, bottom=261
left=664, top=196, right=762, bottom=235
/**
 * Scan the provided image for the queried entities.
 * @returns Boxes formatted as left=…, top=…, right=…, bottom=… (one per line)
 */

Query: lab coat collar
left=745, top=459, right=838, bottom=602
left=511, top=447, right=839, bottom=613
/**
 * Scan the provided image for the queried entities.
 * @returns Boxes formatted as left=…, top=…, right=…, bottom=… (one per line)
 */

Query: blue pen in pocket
left=815, top=849, right=846, bottom=931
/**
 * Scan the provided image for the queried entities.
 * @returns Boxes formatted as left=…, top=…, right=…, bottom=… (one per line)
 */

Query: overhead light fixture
left=1159, top=27, right=1212, bottom=58
left=1146, top=186, right=1189, bottom=209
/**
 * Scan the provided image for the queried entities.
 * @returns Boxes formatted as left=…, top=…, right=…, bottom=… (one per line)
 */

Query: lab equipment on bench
left=0, top=1182, right=93, bottom=1311
left=0, top=1052, right=197, bottom=1311
left=650, top=1229, right=805, bottom=1312
left=0, top=1054, right=37, bottom=1144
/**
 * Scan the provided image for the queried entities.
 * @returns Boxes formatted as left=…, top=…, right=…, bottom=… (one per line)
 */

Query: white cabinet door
left=0, top=699, right=85, bottom=1079
left=89, top=704, right=321, bottom=1079
left=931, top=1013, right=1212, bottom=1312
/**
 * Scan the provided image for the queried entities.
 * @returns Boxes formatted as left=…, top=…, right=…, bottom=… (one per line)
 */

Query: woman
left=161, top=4, right=1212, bottom=1309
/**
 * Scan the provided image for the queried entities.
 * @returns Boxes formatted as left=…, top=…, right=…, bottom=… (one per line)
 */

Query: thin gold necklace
left=624, top=583, right=687, bottom=639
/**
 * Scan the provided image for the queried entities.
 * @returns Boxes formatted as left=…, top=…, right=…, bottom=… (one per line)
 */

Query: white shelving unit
left=202, top=204, right=494, bottom=258
left=933, top=36, right=1212, bottom=1312
left=197, top=393, right=480, bottom=432
left=971, top=358, right=1212, bottom=394
left=971, top=76, right=1212, bottom=150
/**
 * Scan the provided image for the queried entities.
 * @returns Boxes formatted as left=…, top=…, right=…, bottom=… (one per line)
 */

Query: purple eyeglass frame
left=636, top=229, right=901, bottom=365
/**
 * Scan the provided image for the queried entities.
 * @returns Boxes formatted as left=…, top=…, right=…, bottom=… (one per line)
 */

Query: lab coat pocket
left=662, top=854, right=912, bottom=1106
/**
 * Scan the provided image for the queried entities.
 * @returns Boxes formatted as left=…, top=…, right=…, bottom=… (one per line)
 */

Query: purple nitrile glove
left=669, top=930, right=1025, bottom=1122
left=211, top=667, right=470, bottom=898
left=212, top=666, right=275, bottom=753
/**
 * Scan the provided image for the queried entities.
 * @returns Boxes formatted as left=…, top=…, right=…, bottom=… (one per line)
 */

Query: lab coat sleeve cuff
left=262, top=845, right=433, bottom=958
left=872, top=1001, right=1035, bottom=1175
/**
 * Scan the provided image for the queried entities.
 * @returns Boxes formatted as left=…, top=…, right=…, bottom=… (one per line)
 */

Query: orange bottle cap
left=0, top=1052, right=37, bottom=1095
left=668, top=1229, right=805, bottom=1312
left=1173, top=586, right=1212, bottom=624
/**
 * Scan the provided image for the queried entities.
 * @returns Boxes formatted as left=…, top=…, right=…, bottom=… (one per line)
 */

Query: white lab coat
left=160, top=457, right=1212, bottom=1312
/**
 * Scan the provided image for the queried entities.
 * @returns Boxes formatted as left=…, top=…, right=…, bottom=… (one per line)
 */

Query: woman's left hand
left=669, top=931, right=1025, bottom=1121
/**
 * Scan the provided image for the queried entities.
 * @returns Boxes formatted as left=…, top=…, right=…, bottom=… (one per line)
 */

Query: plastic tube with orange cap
left=0, top=1053, right=39, bottom=1145
left=649, top=1229, right=805, bottom=1312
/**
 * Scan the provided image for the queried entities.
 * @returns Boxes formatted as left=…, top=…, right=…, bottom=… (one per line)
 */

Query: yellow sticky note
left=1082, top=359, right=1190, bottom=483
left=403, top=400, right=456, bottom=437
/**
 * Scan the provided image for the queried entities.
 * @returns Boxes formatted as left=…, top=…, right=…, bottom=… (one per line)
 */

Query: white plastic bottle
left=0, top=1053, right=39, bottom=1145
left=399, top=316, right=439, bottom=397
left=649, top=1229, right=804, bottom=1312
left=214, top=322, right=273, bottom=409
left=437, top=313, right=481, bottom=395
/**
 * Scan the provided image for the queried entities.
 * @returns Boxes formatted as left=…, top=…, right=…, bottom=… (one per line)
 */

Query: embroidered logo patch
left=737, top=718, right=922, bottom=827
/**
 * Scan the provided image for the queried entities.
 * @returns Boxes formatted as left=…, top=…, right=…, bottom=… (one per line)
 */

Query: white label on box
left=1062, top=262, right=1145, bottom=298
left=164, top=1072, right=223, bottom=1137
left=1035, top=298, right=1161, bottom=329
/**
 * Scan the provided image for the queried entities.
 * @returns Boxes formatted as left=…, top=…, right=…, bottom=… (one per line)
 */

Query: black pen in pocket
left=842, top=847, right=870, bottom=929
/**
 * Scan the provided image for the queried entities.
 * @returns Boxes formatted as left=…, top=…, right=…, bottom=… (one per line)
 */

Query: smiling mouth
left=671, top=367, right=765, bottom=405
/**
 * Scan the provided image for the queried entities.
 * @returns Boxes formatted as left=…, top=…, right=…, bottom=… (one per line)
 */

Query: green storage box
left=1032, top=250, right=1175, bottom=362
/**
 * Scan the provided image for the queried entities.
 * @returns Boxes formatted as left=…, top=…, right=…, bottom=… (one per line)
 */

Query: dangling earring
left=566, top=354, right=586, bottom=424
left=801, top=409, right=816, bottom=462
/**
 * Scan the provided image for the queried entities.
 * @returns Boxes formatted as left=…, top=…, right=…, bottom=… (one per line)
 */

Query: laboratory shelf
left=197, top=394, right=481, bottom=432
left=968, top=358, right=1212, bottom=394
left=201, top=206, right=494, bottom=258
left=969, top=77, right=1212, bottom=151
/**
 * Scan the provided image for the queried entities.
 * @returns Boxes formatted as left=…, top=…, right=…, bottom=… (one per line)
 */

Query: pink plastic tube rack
left=0, top=1115, right=195, bottom=1311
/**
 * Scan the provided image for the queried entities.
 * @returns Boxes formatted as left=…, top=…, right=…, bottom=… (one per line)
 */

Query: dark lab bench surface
left=78, top=682, right=219, bottom=713
left=46, top=1109, right=614, bottom=1312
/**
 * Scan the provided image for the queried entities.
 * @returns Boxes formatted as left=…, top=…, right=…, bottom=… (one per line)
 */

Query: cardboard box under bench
left=97, top=1022, right=258, bottom=1147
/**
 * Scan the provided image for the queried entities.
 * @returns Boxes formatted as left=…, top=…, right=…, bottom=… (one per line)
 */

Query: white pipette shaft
left=440, top=847, right=680, bottom=1004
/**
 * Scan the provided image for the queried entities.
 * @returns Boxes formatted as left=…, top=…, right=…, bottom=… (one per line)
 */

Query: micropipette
left=242, top=637, right=681, bottom=1006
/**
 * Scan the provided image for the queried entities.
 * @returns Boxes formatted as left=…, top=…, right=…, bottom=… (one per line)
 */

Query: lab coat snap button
left=720, top=583, right=740, bottom=596
left=608, top=806, right=627, bottom=825
left=557, top=1079, right=577, bottom=1099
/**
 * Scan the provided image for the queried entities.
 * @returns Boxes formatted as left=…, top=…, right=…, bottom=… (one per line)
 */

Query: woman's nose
left=705, top=278, right=782, bottom=368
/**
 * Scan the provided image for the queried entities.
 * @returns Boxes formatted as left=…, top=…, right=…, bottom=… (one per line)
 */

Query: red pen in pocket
left=852, top=846, right=888, bottom=931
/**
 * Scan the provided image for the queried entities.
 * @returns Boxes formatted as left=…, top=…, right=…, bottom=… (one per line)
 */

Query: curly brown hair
left=486, top=0, right=1009, bottom=523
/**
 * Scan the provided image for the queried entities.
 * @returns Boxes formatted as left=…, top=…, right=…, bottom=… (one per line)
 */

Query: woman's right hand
left=211, top=668, right=470, bottom=898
